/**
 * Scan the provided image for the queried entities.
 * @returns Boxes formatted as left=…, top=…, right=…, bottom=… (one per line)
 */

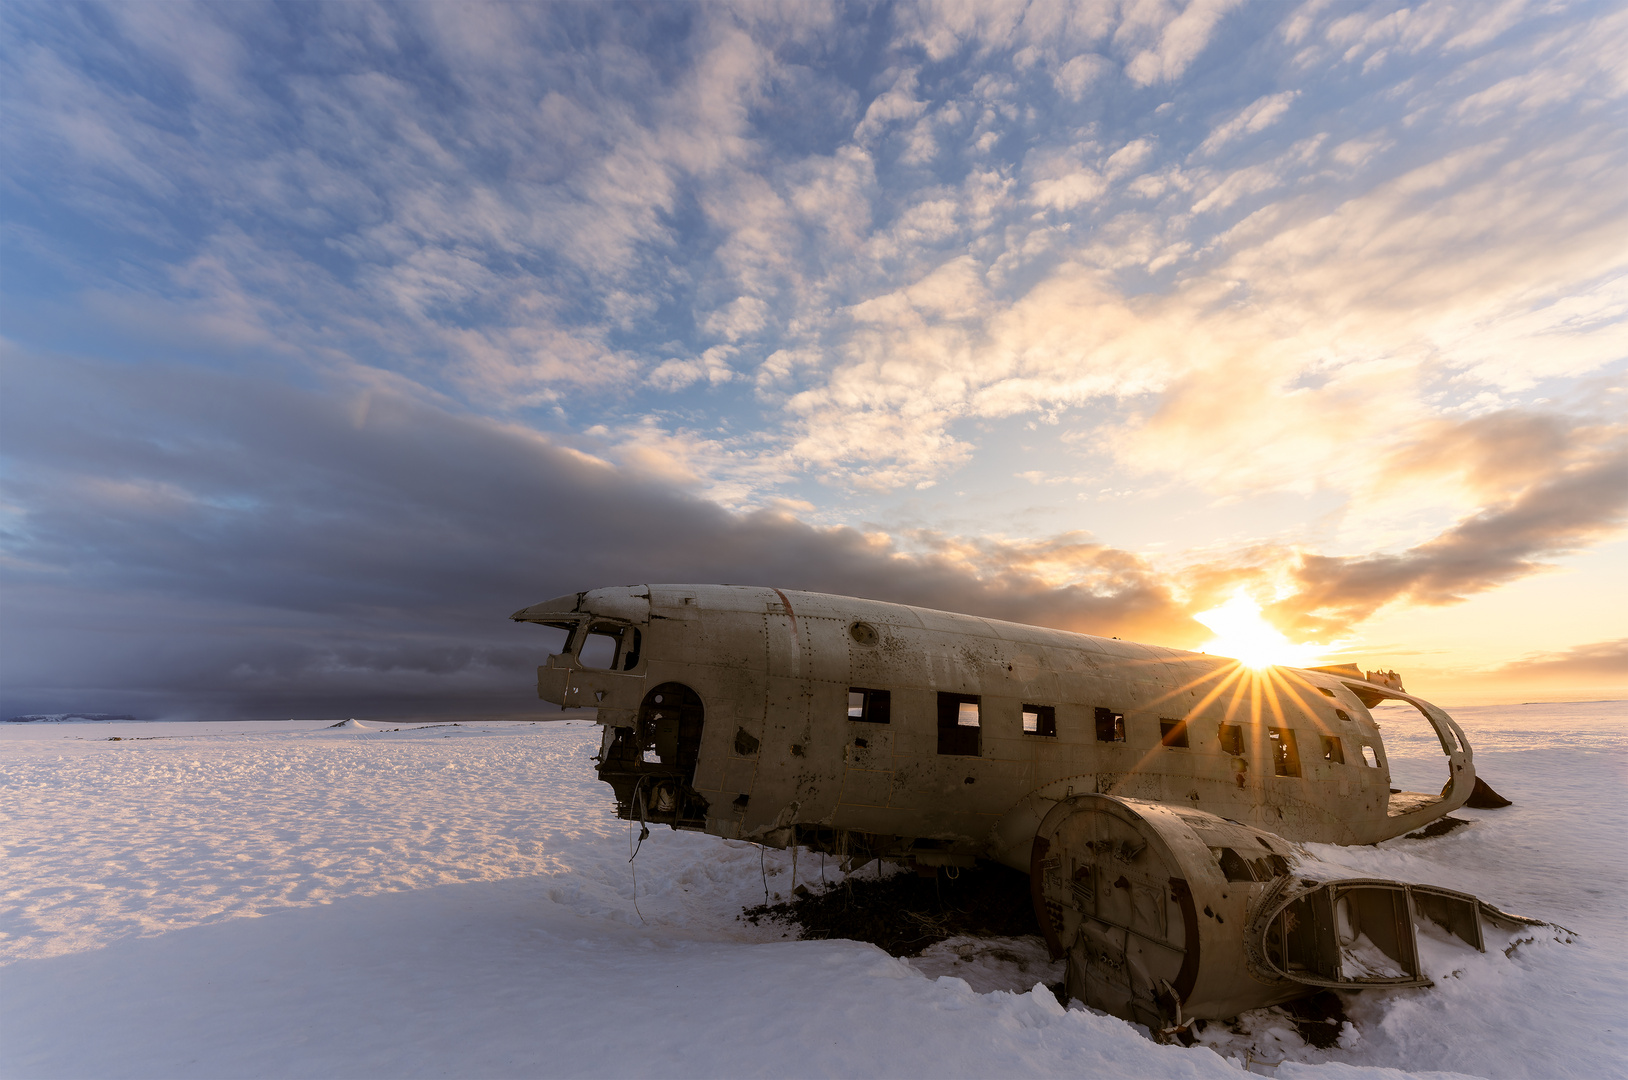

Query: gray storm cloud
left=0, top=352, right=1180, bottom=719
left=1484, top=639, right=1628, bottom=688
left=1279, top=423, right=1628, bottom=635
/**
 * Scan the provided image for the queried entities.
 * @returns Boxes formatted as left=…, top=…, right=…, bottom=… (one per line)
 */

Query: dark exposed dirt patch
left=1465, top=776, right=1513, bottom=808
left=1282, top=990, right=1352, bottom=1048
left=1404, top=816, right=1472, bottom=840
left=742, top=863, right=1041, bottom=958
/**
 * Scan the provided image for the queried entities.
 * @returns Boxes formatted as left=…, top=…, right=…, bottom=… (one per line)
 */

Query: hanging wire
left=758, top=842, right=770, bottom=905
left=627, top=776, right=650, bottom=924
left=628, top=775, right=652, bottom=861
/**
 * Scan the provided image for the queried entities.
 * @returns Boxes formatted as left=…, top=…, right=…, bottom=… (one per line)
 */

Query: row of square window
left=847, top=688, right=1053, bottom=732
left=847, top=687, right=1377, bottom=771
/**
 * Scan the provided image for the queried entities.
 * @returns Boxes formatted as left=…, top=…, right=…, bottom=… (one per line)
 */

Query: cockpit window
left=577, top=624, right=641, bottom=671
left=579, top=631, right=618, bottom=669
left=534, top=623, right=575, bottom=658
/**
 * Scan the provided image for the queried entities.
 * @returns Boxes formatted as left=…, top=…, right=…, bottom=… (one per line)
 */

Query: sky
left=1, top=0, right=1624, bottom=719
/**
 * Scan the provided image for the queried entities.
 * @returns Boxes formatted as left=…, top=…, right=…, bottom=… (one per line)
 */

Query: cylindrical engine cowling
left=1029, top=795, right=1314, bottom=1028
left=1030, top=794, right=1539, bottom=1033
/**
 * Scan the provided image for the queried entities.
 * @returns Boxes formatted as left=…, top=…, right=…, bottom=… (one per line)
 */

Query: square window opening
left=937, top=693, right=982, bottom=756
left=1269, top=727, right=1302, bottom=777
left=1323, top=735, right=1345, bottom=764
left=1094, top=707, right=1126, bottom=743
left=1159, top=717, right=1189, bottom=748
left=1023, top=704, right=1057, bottom=737
left=1218, top=723, right=1245, bottom=756
left=1360, top=744, right=1380, bottom=768
left=846, top=687, right=891, bottom=724
left=1334, top=708, right=1351, bottom=723
left=1317, top=687, right=1336, bottom=698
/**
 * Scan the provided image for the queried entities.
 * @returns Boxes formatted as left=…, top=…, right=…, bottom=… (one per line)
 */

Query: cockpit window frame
left=575, top=621, right=644, bottom=673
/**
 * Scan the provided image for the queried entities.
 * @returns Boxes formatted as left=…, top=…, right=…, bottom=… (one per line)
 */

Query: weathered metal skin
left=514, top=584, right=1473, bottom=853
left=513, top=584, right=1522, bottom=1031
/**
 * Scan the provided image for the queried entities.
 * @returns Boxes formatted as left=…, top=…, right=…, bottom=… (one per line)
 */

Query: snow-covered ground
left=1, top=702, right=1622, bottom=1079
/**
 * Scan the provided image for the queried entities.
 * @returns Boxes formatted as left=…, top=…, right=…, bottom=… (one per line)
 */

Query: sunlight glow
left=1193, top=591, right=1334, bottom=669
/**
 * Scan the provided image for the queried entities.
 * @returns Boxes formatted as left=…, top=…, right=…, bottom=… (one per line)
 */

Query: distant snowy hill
left=4, top=712, right=142, bottom=723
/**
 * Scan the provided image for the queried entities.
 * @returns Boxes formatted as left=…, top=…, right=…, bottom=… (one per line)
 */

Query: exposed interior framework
left=596, top=682, right=709, bottom=830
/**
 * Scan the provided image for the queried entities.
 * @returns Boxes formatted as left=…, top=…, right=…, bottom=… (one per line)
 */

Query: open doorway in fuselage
left=597, top=682, right=709, bottom=830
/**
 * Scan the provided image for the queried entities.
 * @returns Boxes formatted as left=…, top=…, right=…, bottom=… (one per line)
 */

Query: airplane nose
left=512, top=586, right=652, bottom=625
left=511, top=592, right=588, bottom=623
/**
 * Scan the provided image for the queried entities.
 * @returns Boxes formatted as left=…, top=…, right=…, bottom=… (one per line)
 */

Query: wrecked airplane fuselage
left=513, top=585, right=1533, bottom=1034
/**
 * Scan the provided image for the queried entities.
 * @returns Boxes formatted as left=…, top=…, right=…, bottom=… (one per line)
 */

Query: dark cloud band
left=0, top=352, right=1179, bottom=718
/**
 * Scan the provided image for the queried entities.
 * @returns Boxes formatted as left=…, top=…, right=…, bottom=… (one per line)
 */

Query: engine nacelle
left=1030, top=795, right=1540, bottom=1035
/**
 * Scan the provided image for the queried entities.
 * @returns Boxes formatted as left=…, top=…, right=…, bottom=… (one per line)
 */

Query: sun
left=1192, top=591, right=1330, bottom=669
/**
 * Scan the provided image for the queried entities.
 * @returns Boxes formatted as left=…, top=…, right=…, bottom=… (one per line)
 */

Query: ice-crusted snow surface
left=1, top=702, right=1623, bottom=1079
